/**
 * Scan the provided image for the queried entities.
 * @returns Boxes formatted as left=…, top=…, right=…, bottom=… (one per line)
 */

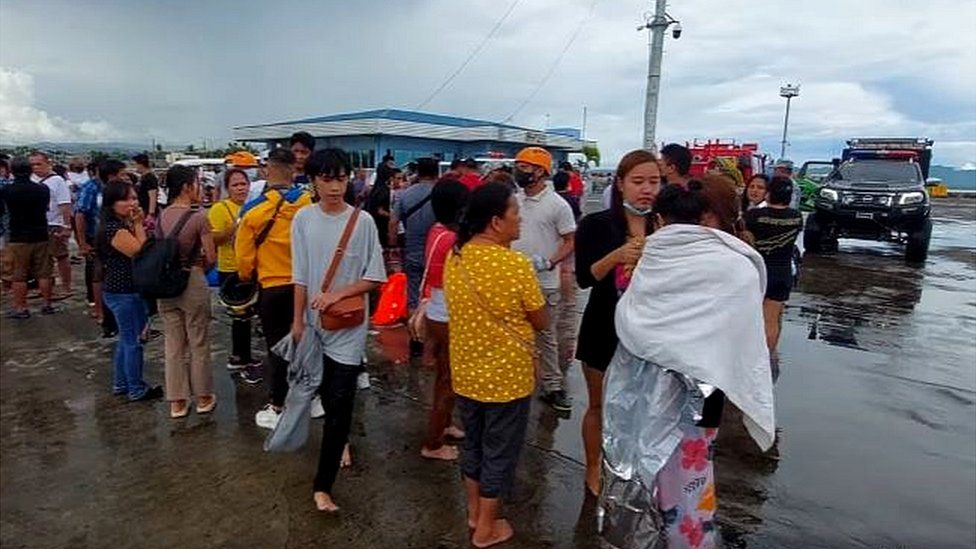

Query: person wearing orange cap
left=511, top=147, right=577, bottom=412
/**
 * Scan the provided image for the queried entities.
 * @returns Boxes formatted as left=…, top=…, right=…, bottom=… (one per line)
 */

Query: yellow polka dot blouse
left=444, top=242, right=545, bottom=403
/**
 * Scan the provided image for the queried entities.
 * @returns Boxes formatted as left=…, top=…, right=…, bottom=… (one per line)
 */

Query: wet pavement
left=1, top=198, right=974, bottom=548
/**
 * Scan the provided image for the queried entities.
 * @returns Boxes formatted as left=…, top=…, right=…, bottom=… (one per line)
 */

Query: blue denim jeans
left=103, top=292, right=150, bottom=400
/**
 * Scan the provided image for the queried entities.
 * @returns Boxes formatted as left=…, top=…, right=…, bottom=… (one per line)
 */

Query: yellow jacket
left=235, top=185, right=311, bottom=289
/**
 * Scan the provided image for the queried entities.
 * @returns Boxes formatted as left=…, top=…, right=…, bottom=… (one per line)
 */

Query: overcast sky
left=1, top=0, right=974, bottom=168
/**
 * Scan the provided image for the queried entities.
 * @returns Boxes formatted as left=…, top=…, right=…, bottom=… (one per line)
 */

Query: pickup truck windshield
left=834, top=160, right=920, bottom=182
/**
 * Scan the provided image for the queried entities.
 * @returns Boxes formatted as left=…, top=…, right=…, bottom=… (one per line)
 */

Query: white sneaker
left=310, top=395, right=325, bottom=419
left=255, top=404, right=281, bottom=430
left=357, top=371, right=371, bottom=390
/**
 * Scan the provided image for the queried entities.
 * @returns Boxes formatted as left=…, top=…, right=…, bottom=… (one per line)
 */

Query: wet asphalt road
left=1, top=198, right=974, bottom=548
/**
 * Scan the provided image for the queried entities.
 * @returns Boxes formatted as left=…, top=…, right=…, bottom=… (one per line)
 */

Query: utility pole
left=779, top=83, right=800, bottom=159
left=581, top=105, right=588, bottom=141
left=638, top=0, right=681, bottom=152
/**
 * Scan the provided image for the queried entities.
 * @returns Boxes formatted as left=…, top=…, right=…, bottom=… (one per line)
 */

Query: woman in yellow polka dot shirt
left=444, top=182, right=547, bottom=548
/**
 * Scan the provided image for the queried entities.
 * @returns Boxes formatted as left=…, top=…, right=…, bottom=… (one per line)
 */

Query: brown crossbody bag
left=318, top=206, right=366, bottom=331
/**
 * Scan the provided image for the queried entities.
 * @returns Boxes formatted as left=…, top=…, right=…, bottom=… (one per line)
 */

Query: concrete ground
left=1, top=197, right=974, bottom=548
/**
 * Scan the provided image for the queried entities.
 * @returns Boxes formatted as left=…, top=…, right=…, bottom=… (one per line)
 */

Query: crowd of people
left=0, top=132, right=804, bottom=548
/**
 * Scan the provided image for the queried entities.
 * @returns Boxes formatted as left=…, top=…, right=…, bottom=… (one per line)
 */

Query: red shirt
left=459, top=172, right=483, bottom=191
left=568, top=172, right=584, bottom=198
left=423, top=223, right=457, bottom=292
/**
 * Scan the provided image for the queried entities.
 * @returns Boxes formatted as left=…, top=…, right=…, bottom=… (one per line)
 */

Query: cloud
left=0, top=67, right=121, bottom=143
left=0, top=0, right=972, bottom=167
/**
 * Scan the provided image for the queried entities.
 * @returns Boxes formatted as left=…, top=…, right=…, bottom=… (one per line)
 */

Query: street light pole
left=779, top=83, right=800, bottom=159
left=639, top=0, right=680, bottom=152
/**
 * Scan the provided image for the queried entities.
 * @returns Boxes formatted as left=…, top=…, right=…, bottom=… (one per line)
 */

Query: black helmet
left=218, top=272, right=258, bottom=318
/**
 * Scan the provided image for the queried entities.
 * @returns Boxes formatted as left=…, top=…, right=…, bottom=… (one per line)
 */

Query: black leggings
left=217, top=271, right=253, bottom=363
left=313, top=355, right=361, bottom=494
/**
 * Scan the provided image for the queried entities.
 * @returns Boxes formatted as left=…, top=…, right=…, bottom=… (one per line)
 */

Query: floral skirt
left=655, top=426, right=719, bottom=549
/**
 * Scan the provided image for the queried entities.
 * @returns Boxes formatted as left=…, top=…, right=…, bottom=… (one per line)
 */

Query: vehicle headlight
left=898, top=191, right=926, bottom=205
left=820, top=188, right=839, bottom=202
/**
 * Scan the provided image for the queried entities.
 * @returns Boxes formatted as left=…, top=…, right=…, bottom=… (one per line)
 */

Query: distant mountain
left=929, top=165, right=976, bottom=190
left=0, top=141, right=151, bottom=154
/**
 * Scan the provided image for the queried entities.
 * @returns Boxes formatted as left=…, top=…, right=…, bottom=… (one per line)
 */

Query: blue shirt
left=393, top=180, right=436, bottom=266
left=74, top=178, right=103, bottom=240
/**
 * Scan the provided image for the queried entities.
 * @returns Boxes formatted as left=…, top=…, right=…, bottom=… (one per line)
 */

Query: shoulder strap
left=221, top=200, right=234, bottom=220
left=35, top=174, right=56, bottom=185
left=254, top=191, right=286, bottom=249
left=401, top=192, right=432, bottom=225
left=320, top=206, right=362, bottom=293
left=167, top=208, right=197, bottom=239
left=418, top=229, right=449, bottom=300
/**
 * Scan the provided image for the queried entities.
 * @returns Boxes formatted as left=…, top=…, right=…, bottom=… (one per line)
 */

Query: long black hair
left=96, top=180, right=135, bottom=256
left=457, top=182, right=513, bottom=248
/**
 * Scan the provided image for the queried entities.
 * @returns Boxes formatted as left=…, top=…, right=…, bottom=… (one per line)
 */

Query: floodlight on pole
left=779, top=83, right=800, bottom=159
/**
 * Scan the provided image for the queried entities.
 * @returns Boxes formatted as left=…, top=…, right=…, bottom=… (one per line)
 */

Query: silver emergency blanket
left=264, top=327, right=323, bottom=452
left=598, top=346, right=705, bottom=549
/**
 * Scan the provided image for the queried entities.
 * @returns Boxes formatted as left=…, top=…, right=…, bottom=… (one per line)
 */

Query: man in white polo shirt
left=511, top=147, right=576, bottom=412
left=29, top=151, right=73, bottom=296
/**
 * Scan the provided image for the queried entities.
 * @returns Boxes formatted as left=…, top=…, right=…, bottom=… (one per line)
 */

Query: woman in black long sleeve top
left=574, top=150, right=661, bottom=496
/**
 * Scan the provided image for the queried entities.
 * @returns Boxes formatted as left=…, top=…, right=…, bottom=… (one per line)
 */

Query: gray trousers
left=536, top=287, right=564, bottom=393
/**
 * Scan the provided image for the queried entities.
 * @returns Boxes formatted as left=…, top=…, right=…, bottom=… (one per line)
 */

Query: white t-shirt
left=513, top=183, right=577, bottom=290
left=32, top=173, right=72, bottom=227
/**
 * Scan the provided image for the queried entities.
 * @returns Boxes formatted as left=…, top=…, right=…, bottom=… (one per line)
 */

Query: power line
left=414, top=0, right=522, bottom=111
left=501, top=0, right=599, bottom=124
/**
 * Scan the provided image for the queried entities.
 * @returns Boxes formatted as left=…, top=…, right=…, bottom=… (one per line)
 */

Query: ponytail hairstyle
left=164, top=164, right=198, bottom=200
left=698, top=173, right=755, bottom=246
left=456, top=182, right=514, bottom=250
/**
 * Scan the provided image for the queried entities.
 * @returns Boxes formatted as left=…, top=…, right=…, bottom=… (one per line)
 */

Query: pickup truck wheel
left=905, top=218, right=932, bottom=263
left=804, top=213, right=825, bottom=253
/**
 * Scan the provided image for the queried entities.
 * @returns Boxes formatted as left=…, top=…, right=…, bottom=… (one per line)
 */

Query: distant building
left=232, top=109, right=591, bottom=168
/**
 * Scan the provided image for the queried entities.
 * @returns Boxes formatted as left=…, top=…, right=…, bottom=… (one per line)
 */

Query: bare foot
left=313, top=491, right=339, bottom=512
left=170, top=400, right=189, bottom=419
left=472, top=518, right=514, bottom=548
left=443, top=425, right=466, bottom=439
left=420, top=445, right=459, bottom=461
left=341, top=444, right=352, bottom=468
left=196, top=395, right=217, bottom=414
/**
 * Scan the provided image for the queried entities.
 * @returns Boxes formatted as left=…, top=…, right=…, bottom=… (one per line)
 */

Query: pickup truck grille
left=842, top=193, right=894, bottom=207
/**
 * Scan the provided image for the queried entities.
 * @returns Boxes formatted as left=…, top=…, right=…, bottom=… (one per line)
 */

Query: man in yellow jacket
left=236, top=147, right=312, bottom=429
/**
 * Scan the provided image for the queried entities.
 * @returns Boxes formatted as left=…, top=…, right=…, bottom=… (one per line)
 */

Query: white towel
left=615, top=223, right=776, bottom=450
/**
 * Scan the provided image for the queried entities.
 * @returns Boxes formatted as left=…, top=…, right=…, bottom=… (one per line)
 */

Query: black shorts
left=765, top=264, right=793, bottom=302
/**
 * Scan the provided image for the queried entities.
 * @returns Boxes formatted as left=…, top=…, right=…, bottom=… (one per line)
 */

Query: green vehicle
left=795, top=160, right=835, bottom=212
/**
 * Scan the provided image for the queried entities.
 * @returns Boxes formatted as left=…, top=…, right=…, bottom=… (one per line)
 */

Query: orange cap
left=515, top=147, right=552, bottom=174
left=226, top=151, right=258, bottom=168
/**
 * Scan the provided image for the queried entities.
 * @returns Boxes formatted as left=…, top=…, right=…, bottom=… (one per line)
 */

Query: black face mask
left=514, top=169, right=535, bottom=188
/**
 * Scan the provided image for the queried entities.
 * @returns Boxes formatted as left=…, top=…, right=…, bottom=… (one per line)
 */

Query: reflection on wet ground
left=1, top=199, right=973, bottom=548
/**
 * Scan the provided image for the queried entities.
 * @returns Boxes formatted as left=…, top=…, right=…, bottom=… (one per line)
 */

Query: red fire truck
left=684, top=139, right=768, bottom=182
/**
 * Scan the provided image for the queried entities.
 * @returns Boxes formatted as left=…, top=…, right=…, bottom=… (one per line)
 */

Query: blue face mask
left=623, top=200, right=653, bottom=216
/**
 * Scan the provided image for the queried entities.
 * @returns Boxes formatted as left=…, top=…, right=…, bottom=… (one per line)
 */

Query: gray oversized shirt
left=291, top=204, right=387, bottom=365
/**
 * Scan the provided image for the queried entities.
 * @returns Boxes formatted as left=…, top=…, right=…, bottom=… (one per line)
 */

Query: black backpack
left=132, top=209, right=200, bottom=299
